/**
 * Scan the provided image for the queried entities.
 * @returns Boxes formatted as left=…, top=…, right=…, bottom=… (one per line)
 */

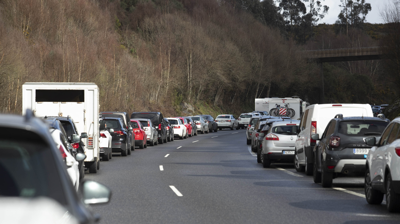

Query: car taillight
left=265, top=133, right=279, bottom=141
left=158, top=124, right=162, bottom=130
left=174, top=126, right=180, bottom=129
left=114, top=130, right=124, bottom=135
left=148, top=121, right=150, bottom=126
left=227, top=120, right=231, bottom=122
left=196, top=122, right=200, bottom=124
left=167, top=126, right=170, bottom=130
left=256, top=133, right=259, bottom=137
left=329, top=136, right=340, bottom=148
left=88, top=137, right=93, bottom=148
left=100, top=133, right=106, bottom=138
left=59, top=145, right=67, bottom=159
left=395, top=148, right=400, bottom=157
left=310, top=121, right=317, bottom=144
left=72, top=143, right=80, bottom=149
left=215, top=120, right=218, bottom=122
left=259, top=144, right=262, bottom=148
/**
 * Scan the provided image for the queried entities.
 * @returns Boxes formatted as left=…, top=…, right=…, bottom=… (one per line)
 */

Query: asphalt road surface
left=89, top=129, right=400, bottom=224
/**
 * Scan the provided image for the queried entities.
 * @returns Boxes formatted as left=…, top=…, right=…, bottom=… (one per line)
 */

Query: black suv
left=102, top=117, right=132, bottom=156
left=130, top=112, right=168, bottom=144
left=100, top=112, right=134, bottom=151
left=312, top=114, right=388, bottom=188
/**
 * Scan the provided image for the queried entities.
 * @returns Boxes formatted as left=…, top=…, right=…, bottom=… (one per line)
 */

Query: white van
left=22, top=82, right=100, bottom=174
left=294, top=103, right=373, bottom=175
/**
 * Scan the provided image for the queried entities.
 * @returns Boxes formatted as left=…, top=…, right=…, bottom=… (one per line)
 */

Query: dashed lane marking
left=165, top=154, right=169, bottom=158
left=276, top=167, right=303, bottom=177
left=355, top=213, right=389, bottom=218
left=192, top=140, right=199, bottom=143
left=177, top=146, right=182, bottom=149
left=169, top=185, right=183, bottom=197
left=212, top=136, right=218, bottom=138
left=159, top=165, right=164, bottom=171
left=333, top=187, right=365, bottom=198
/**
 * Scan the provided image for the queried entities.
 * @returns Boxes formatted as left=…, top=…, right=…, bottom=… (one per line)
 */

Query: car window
left=272, top=125, right=298, bottom=135
left=168, top=119, right=178, bottom=125
left=131, top=122, right=139, bottom=129
left=325, top=120, right=336, bottom=137
left=338, top=121, right=388, bottom=136
left=104, top=120, right=121, bottom=130
left=191, top=117, right=200, bottom=121
left=300, top=110, right=309, bottom=130
left=140, top=121, right=149, bottom=127
left=217, top=116, right=230, bottom=119
left=250, top=118, right=259, bottom=126
left=59, top=132, right=70, bottom=153
left=379, top=123, right=394, bottom=146
left=240, top=114, right=252, bottom=118
left=60, top=121, right=74, bottom=138
left=387, top=123, right=400, bottom=144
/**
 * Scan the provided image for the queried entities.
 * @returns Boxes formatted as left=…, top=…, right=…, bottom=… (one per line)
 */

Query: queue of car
left=246, top=103, right=400, bottom=213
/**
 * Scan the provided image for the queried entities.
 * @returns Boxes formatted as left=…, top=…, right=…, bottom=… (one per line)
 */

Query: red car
left=175, top=117, right=193, bottom=137
left=130, top=119, right=147, bottom=149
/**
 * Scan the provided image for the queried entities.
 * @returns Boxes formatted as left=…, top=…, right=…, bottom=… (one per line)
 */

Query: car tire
left=257, top=148, right=261, bottom=163
left=102, top=153, right=109, bottom=161
left=305, top=156, right=313, bottom=176
left=365, top=168, right=383, bottom=205
left=321, top=169, right=333, bottom=188
left=109, top=151, right=112, bottom=160
left=150, top=140, right=154, bottom=146
left=127, top=143, right=132, bottom=155
left=236, top=125, right=240, bottom=130
left=214, top=127, right=218, bottom=132
left=121, top=146, right=127, bottom=156
left=294, top=153, right=305, bottom=172
left=386, top=173, right=400, bottom=212
left=219, top=128, right=222, bottom=131
left=159, top=138, right=163, bottom=144
left=230, top=125, right=234, bottom=130
left=313, top=157, right=321, bottom=184
left=164, top=136, right=167, bottom=143
left=246, top=138, right=251, bottom=145
left=97, top=160, right=100, bottom=170
left=262, top=154, right=271, bottom=168
left=139, top=140, right=144, bottom=149
left=89, top=161, right=97, bottom=174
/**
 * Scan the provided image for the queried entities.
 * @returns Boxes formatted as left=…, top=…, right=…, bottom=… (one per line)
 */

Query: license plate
left=353, top=148, right=369, bottom=154
left=282, top=151, right=295, bottom=155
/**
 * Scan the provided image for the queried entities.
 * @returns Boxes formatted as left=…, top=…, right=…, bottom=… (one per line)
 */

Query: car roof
left=336, top=117, right=388, bottom=122
left=271, top=120, right=300, bottom=126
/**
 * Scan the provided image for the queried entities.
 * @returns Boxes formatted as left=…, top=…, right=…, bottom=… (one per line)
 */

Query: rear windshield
left=131, top=122, right=139, bottom=129
left=272, top=125, right=298, bottom=135
left=338, top=121, right=388, bottom=136
left=139, top=121, right=149, bottom=127
left=250, top=118, right=259, bottom=125
left=203, top=115, right=213, bottom=121
left=217, top=116, right=230, bottom=119
left=131, top=113, right=161, bottom=126
left=191, top=117, right=200, bottom=121
left=60, top=121, right=74, bottom=138
left=103, top=120, right=122, bottom=130
left=240, top=114, right=252, bottom=118
left=168, top=119, right=178, bottom=125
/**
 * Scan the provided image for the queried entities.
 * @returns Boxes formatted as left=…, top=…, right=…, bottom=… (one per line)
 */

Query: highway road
left=88, top=129, right=400, bottom=224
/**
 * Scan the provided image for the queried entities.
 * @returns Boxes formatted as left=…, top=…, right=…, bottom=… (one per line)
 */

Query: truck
left=255, top=97, right=307, bottom=120
left=22, top=82, right=100, bottom=173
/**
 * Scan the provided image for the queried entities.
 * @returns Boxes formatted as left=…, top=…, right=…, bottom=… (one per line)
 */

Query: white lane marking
left=212, top=136, right=218, bottom=138
left=233, top=132, right=238, bottom=134
left=247, top=146, right=257, bottom=157
left=192, top=140, right=199, bottom=143
left=159, top=165, right=164, bottom=171
left=165, top=154, right=169, bottom=158
left=333, top=187, right=365, bottom=198
left=169, top=185, right=183, bottom=197
left=177, top=146, right=182, bottom=149
left=355, top=213, right=390, bottom=218
left=276, top=167, right=303, bottom=177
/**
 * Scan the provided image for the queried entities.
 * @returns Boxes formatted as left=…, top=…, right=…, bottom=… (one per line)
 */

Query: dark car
left=371, top=105, right=382, bottom=117
left=45, top=116, right=87, bottom=177
left=198, top=115, right=218, bottom=132
left=102, top=117, right=132, bottom=156
left=185, top=117, right=198, bottom=136
left=1, top=110, right=111, bottom=223
left=100, top=112, right=134, bottom=151
left=130, top=112, right=168, bottom=144
left=312, top=115, right=389, bottom=188
left=164, top=118, right=175, bottom=142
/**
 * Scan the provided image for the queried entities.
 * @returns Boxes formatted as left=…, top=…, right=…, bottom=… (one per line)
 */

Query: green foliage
left=173, top=89, right=184, bottom=114
left=115, top=16, right=122, bottom=29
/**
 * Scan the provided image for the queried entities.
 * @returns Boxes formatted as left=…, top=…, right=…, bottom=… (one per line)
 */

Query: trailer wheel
left=89, top=161, right=97, bottom=174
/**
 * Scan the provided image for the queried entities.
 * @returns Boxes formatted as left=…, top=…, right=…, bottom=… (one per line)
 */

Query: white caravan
left=22, top=82, right=100, bottom=173
left=255, top=97, right=306, bottom=120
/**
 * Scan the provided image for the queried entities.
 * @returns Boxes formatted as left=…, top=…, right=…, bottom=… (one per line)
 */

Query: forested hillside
left=0, top=0, right=398, bottom=116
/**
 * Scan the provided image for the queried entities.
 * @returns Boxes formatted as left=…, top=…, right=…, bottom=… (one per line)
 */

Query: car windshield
left=139, top=121, right=149, bottom=127
left=104, top=120, right=122, bottom=130
left=131, top=113, right=160, bottom=126
left=191, top=117, right=200, bottom=121
left=338, top=121, right=388, bottom=136
left=204, top=116, right=213, bottom=121
left=272, top=125, right=298, bottom=135
left=217, top=116, right=230, bottom=119
left=59, top=121, right=74, bottom=138
left=131, top=122, right=139, bottom=129
left=240, top=114, right=252, bottom=118
left=0, top=128, right=67, bottom=205
left=168, top=119, right=178, bottom=125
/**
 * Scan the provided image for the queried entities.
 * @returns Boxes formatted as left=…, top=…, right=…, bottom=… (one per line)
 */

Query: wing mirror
left=311, top=134, right=320, bottom=141
left=81, top=132, right=88, bottom=138
left=80, top=180, right=112, bottom=205
left=75, top=153, right=86, bottom=162
left=72, top=134, right=81, bottom=143
left=365, top=137, right=376, bottom=146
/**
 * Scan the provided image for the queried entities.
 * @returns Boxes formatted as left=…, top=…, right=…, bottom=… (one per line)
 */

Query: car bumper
left=100, top=147, right=112, bottom=155
left=331, top=159, right=366, bottom=176
left=264, top=152, right=295, bottom=161
left=217, top=123, right=232, bottom=127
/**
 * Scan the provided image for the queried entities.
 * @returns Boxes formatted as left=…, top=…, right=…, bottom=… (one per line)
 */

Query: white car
left=294, top=103, right=374, bottom=175
left=238, top=113, right=253, bottom=129
left=167, top=118, right=187, bottom=139
left=365, top=117, right=400, bottom=212
left=99, top=130, right=112, bottom=161
left=191, top=116, right=209, bottom=134
left=215, top=114, right=239, bottom=130
left=50, top=128, right=80, bottom=191
left=136, top=118, right=158, bottom=146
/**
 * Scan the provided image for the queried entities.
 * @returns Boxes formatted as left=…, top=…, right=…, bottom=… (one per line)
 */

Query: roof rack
left=334, top=114, right=343, bottom=119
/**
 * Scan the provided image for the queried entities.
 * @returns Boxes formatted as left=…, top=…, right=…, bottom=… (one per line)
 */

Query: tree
left=336, top=0, right=372, bottom=35
left=279, top=0, right=306, bottom=27
left=306, top=0, right=329, bottom=25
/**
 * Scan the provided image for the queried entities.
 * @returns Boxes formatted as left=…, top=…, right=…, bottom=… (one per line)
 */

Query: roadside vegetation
left=0, top=0, right=398, bottom=117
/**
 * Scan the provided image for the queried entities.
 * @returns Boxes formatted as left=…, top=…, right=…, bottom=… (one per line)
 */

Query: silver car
left=238, top=113, right=254, bottom=129
left=191, top=116, right=209, bottom=134
left=246, top=117, right=260, bottom=145
left=136, top=118, right=158, bottom=146
left=259, top=120, right=300, bottom=168
left=215, top=114, right=239, bottom=130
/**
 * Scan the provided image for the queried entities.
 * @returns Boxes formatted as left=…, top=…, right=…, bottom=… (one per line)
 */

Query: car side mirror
left=109, top=128, right=114, bottom=133
left=72, top=134, right=81, bottom=143
left=365, top=137, right=376, bottom=146
left=81, top=132, right=88, bottom=138
left=311, top=134, right=319, bottom=141
left=80, top=180, right=112, bottom=205
left=75, top=153, right=86, bottom=162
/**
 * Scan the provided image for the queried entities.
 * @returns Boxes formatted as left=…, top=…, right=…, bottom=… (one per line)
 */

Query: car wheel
left=150, top=140, right=154, bottom=146
left=365, top=168, right=383, bottom=205
left=305, top=156, right=313, bottom=176
left=214, top=127, right=218, bottom=132
left=321, top=168, right=333, bottom=188
left=109, top=151, right=112, bottom=160
left=246, top=138, right=251, bottom=145
left=102, top=153, right=109, bottom=161
left=313, top=156, right=321, bottom=184
left=164, top=136, right=167, bottom=143
left=128, top=143, right=132, bottom=155
left=294, top=153, right=305, bottom=172
left=89, top=161, right=97, bottom=173
left=236, top=125, right=240, bottom=130
left=257, top=148, right=261, bottom=163
left=159, top=138, right=163, bottom=144
left=386, top=173, right=400, bottom=212
left=230, top=125, right=234, bottom=130
left=97, top=160, right=100, bottom=170
left=262, top=154, right=271, bottom=168
left=219, top=127, right=222, bottom=130
left=139, top=140, right=144, bottom=149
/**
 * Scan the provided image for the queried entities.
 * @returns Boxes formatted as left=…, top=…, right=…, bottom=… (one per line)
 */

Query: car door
left=319, top=120, right=336, bottom=166
left=296, top=109, right=309, bottom=163
left=372, top=123, right=394, bottom=184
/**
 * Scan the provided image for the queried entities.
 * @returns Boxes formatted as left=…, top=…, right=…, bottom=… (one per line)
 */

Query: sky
left=316, top=0, right=394, bottom=24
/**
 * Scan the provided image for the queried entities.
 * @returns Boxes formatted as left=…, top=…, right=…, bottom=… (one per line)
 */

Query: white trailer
left=255, top=97, right=305, bottom=120
left=22, top=82, right=100, bottom=173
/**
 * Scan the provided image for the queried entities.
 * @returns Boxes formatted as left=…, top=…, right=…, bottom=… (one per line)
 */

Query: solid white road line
left=192, top=140, right=199, bottom=143
left=333, top=187, right=365, bottom=198
left=165, top=154, right=169, bottom=158
left=159, top=165, right=164, bottom=171
left=355, top=213, right=389, bottom=218
left=177, top=146, right=182, bottom=149
left=211, top=136, right=218, bottom=138
left=276, top=167, right=303, bottom=177
left=233, top=132, right=238, bottom=134
left=247, top=146, right=257, bottom=157
left=169, top=185, right=183, bottom=197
